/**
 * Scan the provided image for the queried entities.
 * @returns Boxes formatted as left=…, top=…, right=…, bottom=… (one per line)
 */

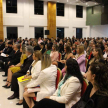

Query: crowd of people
left=0, top=36, right=108, bottom=108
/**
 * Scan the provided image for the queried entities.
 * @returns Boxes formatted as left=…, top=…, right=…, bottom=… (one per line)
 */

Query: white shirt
left=103, top=52, right=108, bottom=59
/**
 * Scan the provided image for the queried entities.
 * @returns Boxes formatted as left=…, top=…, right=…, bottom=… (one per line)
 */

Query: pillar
left=47, top=2, right=56, bottom=39
left=0, top=0, right=3, bottom=40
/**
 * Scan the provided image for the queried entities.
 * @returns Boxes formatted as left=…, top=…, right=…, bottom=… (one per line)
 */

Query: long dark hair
left=90, top=62, right=108, bottom=96
left=63, top=58, right=83, bottom=85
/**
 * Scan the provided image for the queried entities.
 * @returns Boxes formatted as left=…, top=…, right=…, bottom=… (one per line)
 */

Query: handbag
left=74, top=99, right=94, bottom=108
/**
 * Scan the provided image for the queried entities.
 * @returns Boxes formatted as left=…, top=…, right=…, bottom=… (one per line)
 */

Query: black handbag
left=73, top=99, right=94, bottom=108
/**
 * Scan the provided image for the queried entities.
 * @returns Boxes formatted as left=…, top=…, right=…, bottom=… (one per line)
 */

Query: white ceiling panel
left=40, top=0, right=99, bottom=7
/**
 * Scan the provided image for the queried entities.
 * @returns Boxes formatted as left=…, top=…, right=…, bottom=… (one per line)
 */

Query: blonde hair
left=32, top=50, right=42, bottom=66
left=33, top=50, right=42, bottom=60
left=22, top=45, right=26, bottom=54
left=77, top=45, right=84, bottom=55
left=41, top=54, right=51, bottom=70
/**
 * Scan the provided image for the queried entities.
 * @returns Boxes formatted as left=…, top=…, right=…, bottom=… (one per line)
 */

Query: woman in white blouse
left=33, top=58, right=83, bottom=108
left=23, top=54, right=57, bottom=108
left=17, top=50, right=42, bottom=105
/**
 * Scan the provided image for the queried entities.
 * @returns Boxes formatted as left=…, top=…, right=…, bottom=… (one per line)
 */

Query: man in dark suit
left=0, top=39, right=5, bottom=52
left=2, top=44, right=22, bottom=77
left=4, top=41, right=13, bottom=55
left=8, top=46, right=33, bottom=100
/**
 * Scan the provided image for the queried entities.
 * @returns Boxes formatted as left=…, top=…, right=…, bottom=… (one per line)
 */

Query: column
left=0, top=0, right=4, bottom=40
left=47, top=2, right=56, bottom=39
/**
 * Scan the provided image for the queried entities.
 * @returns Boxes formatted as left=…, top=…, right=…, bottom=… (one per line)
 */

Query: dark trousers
left=33, top=99, right=65, bottom=108
left=23, top=98, right=29, bottom=108
left=11, top=72, right=24, bottom=93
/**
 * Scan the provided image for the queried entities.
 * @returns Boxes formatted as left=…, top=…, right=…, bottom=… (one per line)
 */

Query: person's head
left=52, top=44, right=58, bottom=51
left=104, top=44, right=108, bottom=52
left=38, top=37, right=41, bottom=41
left=8, top=41, right=13, bottom=47
left=26, top=46, right=34, bottom=56
left=64, top=45, right=71, bottom=54
left=86, top=62, right=108, bottom=94
left=77, top=45, right=84, bottom=55
left=0, top=39, right=3, bottom=45
left=13, top=44, right=20, bottom=51
left=33, top=50, right=42, bottom=61
left=33, top=40, right=37, bottom=46
left=20, top=45, right=26, bottom=54
left=92, top=44, right=96, bottom=50
left=40, top=42, right=44, bottom=49
left=64, top=58, right=83, bottom=84
left=41, top=54, right=51, bottom=70
left=72, top=44, right=76, bottom=49
left=89, top=40, right=94, bottom=47
left=45, top=44, right=51, bottom=50
left=92, top=47, right=103, bottom=59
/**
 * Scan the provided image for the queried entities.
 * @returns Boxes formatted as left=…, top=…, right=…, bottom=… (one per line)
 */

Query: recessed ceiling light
left=57, top=1, right=59, bottom=2
left=86, top=3, right=88, bottom=5
left=95, top=3, right=97, bottom=4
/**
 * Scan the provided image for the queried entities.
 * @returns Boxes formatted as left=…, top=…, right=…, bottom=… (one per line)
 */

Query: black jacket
left=5, top=46, right=13, bottom=55
left=19, top=55, right=33, bottom=74
left=0, top=42, right=5, bottom=51
left=9, top=50, right=22, bottom=65
left=72, top=83, right=108, bottom=108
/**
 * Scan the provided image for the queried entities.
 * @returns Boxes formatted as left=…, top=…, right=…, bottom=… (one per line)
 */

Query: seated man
left=0, top=41, right=13, bottom=71
left=2, top=44, right=22, bottom=77
left=0, top=39, right=5, bottom=52
left=8, top=46, right=33, bottom=100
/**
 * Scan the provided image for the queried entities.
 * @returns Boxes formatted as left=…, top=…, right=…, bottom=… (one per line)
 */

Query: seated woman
left=72, top=62, right=108, bottom=108
left=32, top=40, right=40, bottom=51
left=33, top=58, right=83, bottom=108
left=17, top=50, right=42, bottom=105
left=2, top=45, right=27, bottom=88
left=72, top=44, right=77, bottom=55
left=87, top=47, right=104, bottom=71
left=50, top=44, right=59, bottom=62
left=45, top=44, right=51, bottom=55
left=23, top=54, right=57, bottom=108
left=60, top=45, right=73, bottom=76
left=76, top=45, right=86, bottom=73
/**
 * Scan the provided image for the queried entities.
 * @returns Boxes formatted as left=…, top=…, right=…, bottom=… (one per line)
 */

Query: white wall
left=90, top=25, right=108, bottom=38
left=3, top=0, right=89, bottom=39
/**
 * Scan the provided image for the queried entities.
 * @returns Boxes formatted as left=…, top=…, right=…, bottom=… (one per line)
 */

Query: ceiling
left=40, top=0, right=99, bottom=7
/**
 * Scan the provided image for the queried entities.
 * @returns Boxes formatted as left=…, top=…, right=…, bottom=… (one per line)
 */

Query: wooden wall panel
left=0, top=0, right=3, bottom=40
left=47, top=2, right=56, bottom=39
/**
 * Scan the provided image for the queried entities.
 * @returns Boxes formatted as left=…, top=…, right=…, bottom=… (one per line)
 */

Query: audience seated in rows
left=2, top=45, right=27, bottom=88
left=1, top=36, right=108, bottom=108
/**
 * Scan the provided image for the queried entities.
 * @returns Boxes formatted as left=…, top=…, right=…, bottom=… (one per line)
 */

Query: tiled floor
left=0, top=72, right=23, bottom=108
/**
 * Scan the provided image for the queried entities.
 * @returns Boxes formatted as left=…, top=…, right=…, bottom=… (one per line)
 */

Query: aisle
left=0, top=72, right=23, bottom=108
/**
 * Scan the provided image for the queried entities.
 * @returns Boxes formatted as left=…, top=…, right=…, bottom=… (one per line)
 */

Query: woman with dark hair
left=72, top=62, right=108, bottom=108
left=87, top=47, right=105, bottom=71
left=45, top=44, right=52, bottom=55
left=33, top=58, right=83, bottom=108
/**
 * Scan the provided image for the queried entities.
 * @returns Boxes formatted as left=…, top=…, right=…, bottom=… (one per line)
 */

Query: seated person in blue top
left=33, top=58, right=83, bottom=108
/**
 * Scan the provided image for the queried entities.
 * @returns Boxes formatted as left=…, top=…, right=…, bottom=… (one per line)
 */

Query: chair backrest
left=58, top=53, right=62, bottom=61
left=56, top=68, right=62, bottom=89
left=81, top=78, right=88, bottom=96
